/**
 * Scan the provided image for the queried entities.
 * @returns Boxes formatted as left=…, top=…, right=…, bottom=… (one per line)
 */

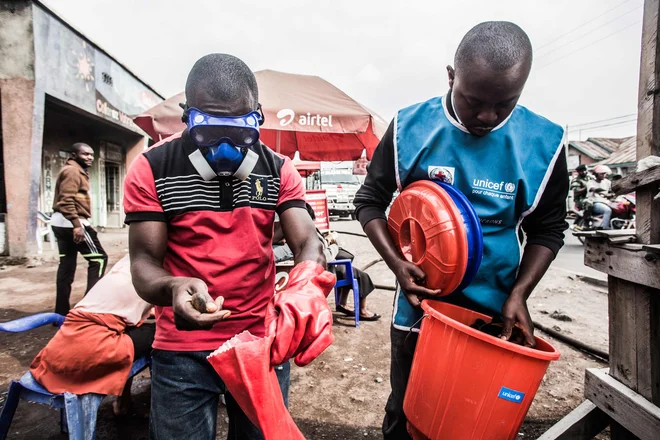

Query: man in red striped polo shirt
left=123, top=54, right=325, bottom=440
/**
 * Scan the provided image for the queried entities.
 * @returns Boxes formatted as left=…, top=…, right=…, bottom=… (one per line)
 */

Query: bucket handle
left=404, top=314, right=429, bottom=348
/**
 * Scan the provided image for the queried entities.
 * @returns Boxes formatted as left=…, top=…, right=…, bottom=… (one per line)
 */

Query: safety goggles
left=186, top=107, right=262, bottom=148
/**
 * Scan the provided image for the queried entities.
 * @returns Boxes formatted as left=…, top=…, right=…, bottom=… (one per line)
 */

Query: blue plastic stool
left=0, top=313, right=151, bottom=440
left=328, top=259, right=360, bottom=327
left=0, top=312, right=65, bottom=332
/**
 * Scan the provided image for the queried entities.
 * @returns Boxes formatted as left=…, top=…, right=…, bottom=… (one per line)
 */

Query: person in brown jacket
left=51, top=142, right=108, bottom=315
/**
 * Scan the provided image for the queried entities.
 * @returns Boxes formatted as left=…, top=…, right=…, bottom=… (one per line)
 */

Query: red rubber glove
left=207, top=331, right=305, bottom=439
left=265, top=260, right=336, bottom=367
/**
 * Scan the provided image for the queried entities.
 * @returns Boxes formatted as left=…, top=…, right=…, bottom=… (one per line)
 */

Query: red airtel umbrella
left=133, top=69, right=386, bottom=160
left=292, top=159, right=321, bottom=177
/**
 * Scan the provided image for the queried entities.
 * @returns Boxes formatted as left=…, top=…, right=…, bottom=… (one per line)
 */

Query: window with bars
left=105, top=164, right=120, bottom=213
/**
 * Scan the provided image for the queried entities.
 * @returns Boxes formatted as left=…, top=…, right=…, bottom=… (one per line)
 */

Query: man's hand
left=73, top=226, right=85, bottom=244
left=171, top=277, right=231, bottom=331
left=392, top=259, right=442, bottom=308
left=324, top=231, right=339, bottom=246
left=500, top=293, right=536, bottom=347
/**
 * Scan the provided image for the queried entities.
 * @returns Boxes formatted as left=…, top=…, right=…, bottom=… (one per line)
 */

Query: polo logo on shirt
left=428, top=166, right=455, bottom=184
left=252, top=177, right=268, bottom=201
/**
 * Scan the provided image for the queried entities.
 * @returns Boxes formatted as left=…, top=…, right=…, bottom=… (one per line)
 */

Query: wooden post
left=542, top=0, right=660, bottom=438
left=599, top=0, right=660, bottom=437
left=615, top=0, right=660, bottom=410
left=636, top=0, right=660, bottom=245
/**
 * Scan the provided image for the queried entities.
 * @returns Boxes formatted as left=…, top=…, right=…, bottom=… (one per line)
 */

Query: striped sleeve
left=123, top=154, right=167, bottom=224
left=276, top=157, right=306, bottom=215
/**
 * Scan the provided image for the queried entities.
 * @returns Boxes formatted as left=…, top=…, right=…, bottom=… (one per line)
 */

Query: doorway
left=0, top=103, right=6, bottom=255
left=105, top=162, right=121, bottom=227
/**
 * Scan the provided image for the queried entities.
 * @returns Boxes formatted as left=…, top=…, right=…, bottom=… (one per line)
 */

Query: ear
left=446, top=65, right=455, bottom=89
left=180, top=103, right=189, bottom=124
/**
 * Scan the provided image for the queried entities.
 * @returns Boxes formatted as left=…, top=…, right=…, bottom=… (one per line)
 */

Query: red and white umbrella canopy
left=133, top=69, right=386, bottom=161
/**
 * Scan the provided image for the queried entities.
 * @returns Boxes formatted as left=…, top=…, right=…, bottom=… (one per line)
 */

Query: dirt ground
left=0, top=221, right=610, bottom=439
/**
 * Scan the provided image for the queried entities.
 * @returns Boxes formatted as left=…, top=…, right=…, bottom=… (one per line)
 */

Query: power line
left=568, top=119, right=637, bottom=132
left=535, top=19, right=641, bottom=71
left=568, top=118, right=637, bottom=130
left=536, top=0, right=634, bottom=51
left=536, top=5, right=642, bottom=60
left=569, top=113, right=637, bottom=128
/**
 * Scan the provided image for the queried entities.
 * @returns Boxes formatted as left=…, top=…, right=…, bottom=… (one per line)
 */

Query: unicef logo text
left=501, top=392, right=522, bottom=401
left=472, top=179, right=516, bottom=193
left=277, top=109, right=334, bottom=128
left=498, top=387, right=525, bottom=403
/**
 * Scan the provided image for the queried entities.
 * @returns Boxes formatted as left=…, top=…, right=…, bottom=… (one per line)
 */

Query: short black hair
left=576, top=164, right=587, bottom=172
left=455, top=21, right=532, bottom=72
left=71, top=142, right=90, bottom=154
left=185, top=53, right=258, bottom=109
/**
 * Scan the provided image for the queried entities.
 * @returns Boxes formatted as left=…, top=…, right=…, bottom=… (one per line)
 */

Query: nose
left=476, top=107, right=498, bottom=127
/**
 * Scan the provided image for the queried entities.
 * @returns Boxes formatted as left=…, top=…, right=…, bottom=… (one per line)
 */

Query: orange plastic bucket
left=404, top=301, right=560, bottom=440
left=388, top=181, right=469, bottom=293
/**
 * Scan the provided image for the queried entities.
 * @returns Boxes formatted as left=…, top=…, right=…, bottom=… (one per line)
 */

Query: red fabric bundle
left=207, top=261, right=336, bottom=438
left=30, top=309, right=133, bottom=396
left=207, top=332, right=305, bottom=439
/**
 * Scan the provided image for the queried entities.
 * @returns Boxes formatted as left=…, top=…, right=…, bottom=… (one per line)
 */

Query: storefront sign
left=96, top=91, right=139, bottom=131
left=105, top=142, right=124, bottom=163
left=305, top=190, right=330, bottom=232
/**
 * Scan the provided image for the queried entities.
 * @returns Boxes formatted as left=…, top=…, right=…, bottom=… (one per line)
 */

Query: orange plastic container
left=404, top=301, right=560, bottom=440
left=388, top=181, right=468, bottom=293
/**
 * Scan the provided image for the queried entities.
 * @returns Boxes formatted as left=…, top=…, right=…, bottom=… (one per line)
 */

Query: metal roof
left=568, top=140, right=612, bottom=160
left=598, top=136, right=637, bottom=166
left=588, top=137, right=632, bottom=153
left=568, top=136, right=634, bottom=161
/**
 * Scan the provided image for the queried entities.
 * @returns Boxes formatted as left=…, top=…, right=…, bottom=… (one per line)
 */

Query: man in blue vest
left=353, top=21, right=568, bottom=439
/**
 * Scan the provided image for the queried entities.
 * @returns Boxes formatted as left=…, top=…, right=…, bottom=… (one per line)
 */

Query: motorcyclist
left=587, top=165, right=614, bottom=229
left=588, top=164, right=613, bottom=196
left=570, top=164, right=591, bottom=209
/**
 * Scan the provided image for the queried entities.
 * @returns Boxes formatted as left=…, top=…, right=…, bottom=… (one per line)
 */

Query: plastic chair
left=36, top=211, right=56, bottom=254
left=328, top=259, right=360, bottom=327
left=0, top=313, right=151, bottom=440
left=0, top=312, right=65, bottom=332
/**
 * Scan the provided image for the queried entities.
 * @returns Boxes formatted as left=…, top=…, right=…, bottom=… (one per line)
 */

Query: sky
left=42, top=0, right=645, bottom=141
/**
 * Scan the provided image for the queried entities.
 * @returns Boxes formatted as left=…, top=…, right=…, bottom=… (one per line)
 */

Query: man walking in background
left=51, top=142, right=108, bottom=315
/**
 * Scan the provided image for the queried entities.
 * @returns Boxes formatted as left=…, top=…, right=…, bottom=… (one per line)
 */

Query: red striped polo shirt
left=123, top=131, right=306, bottom=351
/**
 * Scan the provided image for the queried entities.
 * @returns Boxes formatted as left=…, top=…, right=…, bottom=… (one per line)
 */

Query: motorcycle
left=571, top=192, right=636, bottom=244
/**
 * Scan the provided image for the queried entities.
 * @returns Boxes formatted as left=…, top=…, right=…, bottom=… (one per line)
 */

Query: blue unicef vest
left=393, top=95, right=564, bottom=332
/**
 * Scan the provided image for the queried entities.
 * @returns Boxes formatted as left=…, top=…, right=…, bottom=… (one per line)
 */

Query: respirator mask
left=182, top=104, right=264, bottom=180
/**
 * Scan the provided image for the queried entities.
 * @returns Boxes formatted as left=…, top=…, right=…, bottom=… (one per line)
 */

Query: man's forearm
left=363, top=219, right=404, bottom=269
left=59, top=196, right=82, bottom=227
left=509, top=244, right=555, bottom=300
left=293, top=237, right=326, bottom=268
left=573, top=187, right=586, bottom=198
left=128, top=222, right=176, bottom=306
left=131, top=258, right=177, bottom=307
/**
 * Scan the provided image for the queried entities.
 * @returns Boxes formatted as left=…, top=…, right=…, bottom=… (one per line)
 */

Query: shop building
left=0, top=1, right=163, bottom=257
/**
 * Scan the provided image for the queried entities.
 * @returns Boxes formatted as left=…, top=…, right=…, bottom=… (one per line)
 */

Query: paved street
left=552, top=228, right=607, bottom=281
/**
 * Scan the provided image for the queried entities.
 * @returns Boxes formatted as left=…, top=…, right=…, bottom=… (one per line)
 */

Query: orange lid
left=388, top=181, right=468, bottom=294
